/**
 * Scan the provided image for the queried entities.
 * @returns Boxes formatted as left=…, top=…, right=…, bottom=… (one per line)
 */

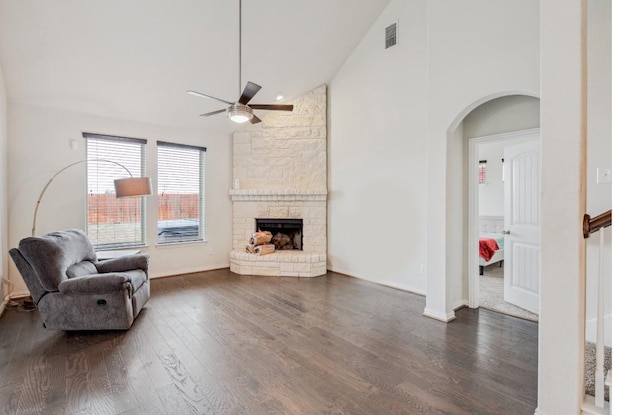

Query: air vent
left=385, top=22, right=397, bottom=49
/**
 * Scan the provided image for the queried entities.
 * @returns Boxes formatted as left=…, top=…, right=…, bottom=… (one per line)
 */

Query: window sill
left=155, top=240, right=208, bottom=249
left=95, top=245, right=149, bottom=252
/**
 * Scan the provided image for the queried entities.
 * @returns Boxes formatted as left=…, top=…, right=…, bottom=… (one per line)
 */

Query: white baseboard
left=581, top=395, right=610, bottom=415
left=10, top=290, right=31, bottom=299
left=327, top=269, right=427, bottom=296
left=1, top=289, right=32, bottom=318
left=150, top=264, right=230, bottom=279
left=535, top=398, right=610, bottom=415
left=371, top=280, right=426, bottom=296
left=423, top=306, right=456, bottom=322
left=452, top=299, right=468, bottom=310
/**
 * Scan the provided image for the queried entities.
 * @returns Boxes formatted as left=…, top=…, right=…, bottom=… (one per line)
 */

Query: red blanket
left=479, top=237, right=500, bottom=261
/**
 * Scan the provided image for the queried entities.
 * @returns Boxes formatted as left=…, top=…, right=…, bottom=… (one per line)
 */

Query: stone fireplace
left=229, top=85, right=327, bottom=277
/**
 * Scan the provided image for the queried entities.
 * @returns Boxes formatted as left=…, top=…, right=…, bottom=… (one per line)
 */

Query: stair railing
left=583, top=210, right=612, bottom=238
left=583, top=209, right=612, bottom=410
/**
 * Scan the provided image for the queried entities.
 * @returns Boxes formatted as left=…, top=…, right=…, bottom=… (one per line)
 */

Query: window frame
left=156, top=141, right=206, bottom=245
left=83, top=132, right=148, bottom=249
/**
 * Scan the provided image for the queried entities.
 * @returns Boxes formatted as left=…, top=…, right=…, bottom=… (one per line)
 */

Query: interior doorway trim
left=467, top=128, right=540, bottom=308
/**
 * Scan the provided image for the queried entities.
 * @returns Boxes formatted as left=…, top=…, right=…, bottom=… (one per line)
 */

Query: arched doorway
left=444, top=94, right=540, bottom=319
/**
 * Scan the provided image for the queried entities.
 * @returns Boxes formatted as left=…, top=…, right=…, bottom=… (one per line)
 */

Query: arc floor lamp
left=32, top=159, right=152, bottom=236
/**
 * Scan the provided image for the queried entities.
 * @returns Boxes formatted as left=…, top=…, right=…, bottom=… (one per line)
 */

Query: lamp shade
left=114, top=177, right=152, bottom=198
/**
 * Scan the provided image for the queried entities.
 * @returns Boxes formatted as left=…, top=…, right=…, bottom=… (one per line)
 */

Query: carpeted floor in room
left=478, top=263, right=538, bottom=322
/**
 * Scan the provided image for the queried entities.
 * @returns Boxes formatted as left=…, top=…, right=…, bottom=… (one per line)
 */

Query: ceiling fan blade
left=249, top=104, right=294, bottom=111
left=238, top=82, right=262, bottom=105
left=200, top=109, right=227, bottom=117
left=187, top=90, right=234, bottom=105
left=249, top=114, right=262, bottom=124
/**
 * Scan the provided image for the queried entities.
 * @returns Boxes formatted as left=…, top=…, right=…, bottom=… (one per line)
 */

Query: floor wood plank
left=0, top=270, right=538, bottom=414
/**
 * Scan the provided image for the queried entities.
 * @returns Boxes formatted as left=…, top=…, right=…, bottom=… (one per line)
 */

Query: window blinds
left=84, top=133, right=147, bottom=248
left=157, top=141, right=206, bottom=244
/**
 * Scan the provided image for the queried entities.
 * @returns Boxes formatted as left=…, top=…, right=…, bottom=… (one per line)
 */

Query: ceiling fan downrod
left=238, top=0, right=242, bottom=97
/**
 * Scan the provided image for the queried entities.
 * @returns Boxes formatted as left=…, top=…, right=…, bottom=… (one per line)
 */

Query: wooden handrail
left=583, top=210, right=612, bottom=238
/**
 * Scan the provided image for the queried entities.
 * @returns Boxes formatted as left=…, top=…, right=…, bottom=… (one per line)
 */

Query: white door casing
left=503, top=139, right=540, bottom=313
left=467, top=128, right=539, bottom=309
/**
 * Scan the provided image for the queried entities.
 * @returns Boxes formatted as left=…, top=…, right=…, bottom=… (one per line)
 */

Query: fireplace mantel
left=229, top=189, right=327, bottom=202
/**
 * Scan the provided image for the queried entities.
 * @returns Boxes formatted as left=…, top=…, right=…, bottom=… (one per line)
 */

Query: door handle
left=502, top=230, right=511, bottom=235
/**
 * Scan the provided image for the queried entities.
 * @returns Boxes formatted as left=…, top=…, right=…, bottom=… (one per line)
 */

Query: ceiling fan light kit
left=187, top=0, right=293, bottom=125
left=228, top=104, right=254, bottom=124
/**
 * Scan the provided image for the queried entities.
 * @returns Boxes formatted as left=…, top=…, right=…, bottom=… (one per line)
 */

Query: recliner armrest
left=95, top=254, right=149, bottom=274
left=58, top=273, right=132, bottom=294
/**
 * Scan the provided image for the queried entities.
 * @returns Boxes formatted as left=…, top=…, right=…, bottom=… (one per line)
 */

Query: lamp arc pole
left=32, top=159, right=136, bottom=237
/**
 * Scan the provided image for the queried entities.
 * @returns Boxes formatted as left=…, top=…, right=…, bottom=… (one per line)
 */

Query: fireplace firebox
left=256, top=218, right=303, bottom=250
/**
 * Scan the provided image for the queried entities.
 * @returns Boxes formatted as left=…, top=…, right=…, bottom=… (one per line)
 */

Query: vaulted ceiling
left=0, top=0, right=390, bottom=133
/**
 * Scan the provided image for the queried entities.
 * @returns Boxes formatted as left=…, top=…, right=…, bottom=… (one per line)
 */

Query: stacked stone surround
left=229, top=85, right=327, bottom=277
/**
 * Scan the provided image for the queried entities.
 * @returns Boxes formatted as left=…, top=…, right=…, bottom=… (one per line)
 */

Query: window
left=157, top=141, right=206, bottom=244
left=84, top=133, right=147, bottom=248
left=479, top=160, right=487, bottom=184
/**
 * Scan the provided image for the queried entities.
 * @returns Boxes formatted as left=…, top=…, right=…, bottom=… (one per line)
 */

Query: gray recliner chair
left=9, top=229, right=150, bottom=331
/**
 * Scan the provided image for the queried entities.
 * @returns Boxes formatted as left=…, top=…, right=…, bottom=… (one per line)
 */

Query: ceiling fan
left=187, top=0, right=293, bottom=124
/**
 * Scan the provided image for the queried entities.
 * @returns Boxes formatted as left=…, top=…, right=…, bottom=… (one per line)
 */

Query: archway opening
left=444, top=94, right=540, bottom=316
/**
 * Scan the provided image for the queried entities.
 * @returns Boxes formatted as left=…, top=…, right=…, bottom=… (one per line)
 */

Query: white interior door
left=503, top=139, right=540, bottom=313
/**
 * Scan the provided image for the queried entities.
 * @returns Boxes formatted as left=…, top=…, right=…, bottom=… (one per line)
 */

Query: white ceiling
left=0, top=0, right=390, bottom=133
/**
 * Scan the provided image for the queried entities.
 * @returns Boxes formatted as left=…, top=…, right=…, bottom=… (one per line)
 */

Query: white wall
left=0, top=64, right=7, bottom=309
left=466, top=96, right=540, bottom=217
left=7, top=103, right=232, bottom=295
left=329, top=0, right=539, bottom=307
left=425, top=0, right=539, bottom=320
left=329, top=0, right=429, bottom=294
left=446, top=124, right=467, bottom=309
left=477, top=141, right=505, bottom=217
left=537, top=0, right=588, bottom=412
left=463, top=95, right=540, bottom=139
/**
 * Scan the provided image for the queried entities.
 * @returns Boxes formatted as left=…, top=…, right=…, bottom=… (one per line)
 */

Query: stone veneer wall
left=229, top=85, right=327, bottom=277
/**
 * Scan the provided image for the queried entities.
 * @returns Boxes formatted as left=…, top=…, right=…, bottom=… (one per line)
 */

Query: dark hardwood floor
left=0, top=270, right=538, bottom=414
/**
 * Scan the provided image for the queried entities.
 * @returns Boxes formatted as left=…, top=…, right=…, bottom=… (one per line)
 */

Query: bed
left=479, top=216, right=505, bottom=275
